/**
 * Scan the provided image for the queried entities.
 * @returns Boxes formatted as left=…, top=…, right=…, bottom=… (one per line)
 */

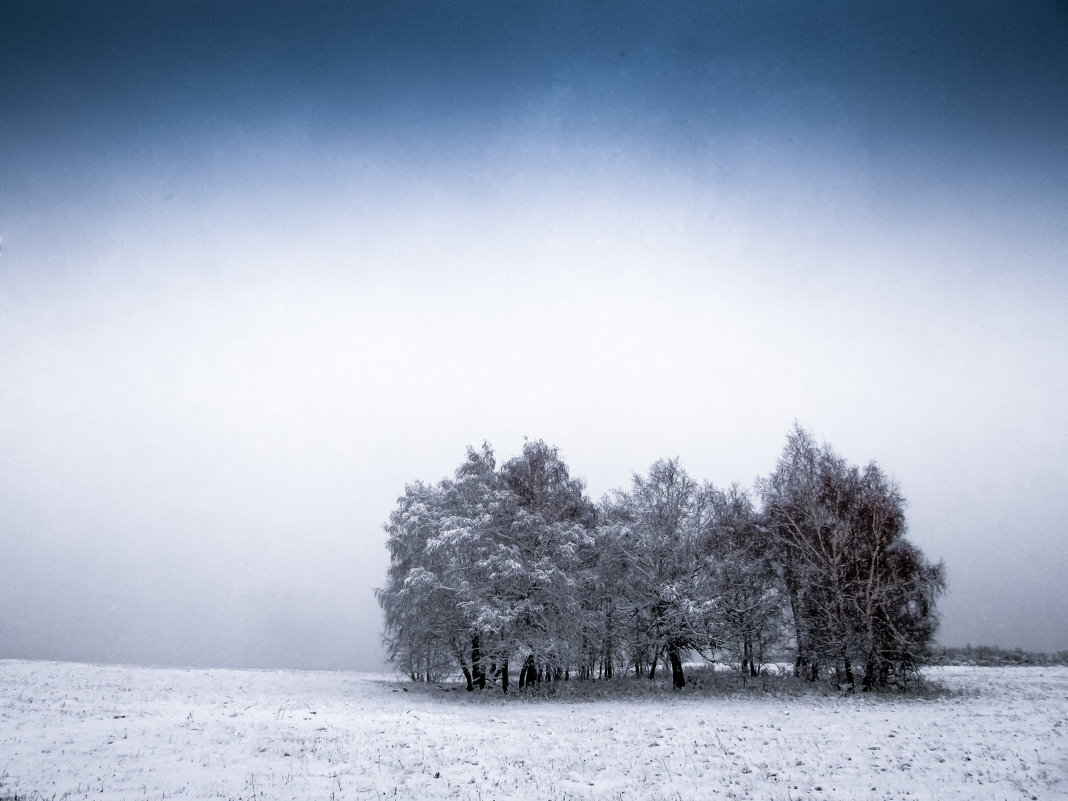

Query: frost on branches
left=376, top=429, right=945, bottom=693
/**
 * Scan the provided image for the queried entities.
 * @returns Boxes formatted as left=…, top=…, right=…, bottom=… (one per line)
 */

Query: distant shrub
left=932, top=644, right=1068, bottom=667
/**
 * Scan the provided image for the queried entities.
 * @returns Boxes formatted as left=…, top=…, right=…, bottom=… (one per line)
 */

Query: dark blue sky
left=2, top=1, right=1066, bottom=294
left=2, top=2, right=1066, bottom=668
left=4, top=1, right=1066, bottom=204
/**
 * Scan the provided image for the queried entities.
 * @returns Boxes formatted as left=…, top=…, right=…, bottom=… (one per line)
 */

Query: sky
left=1, top=1, right=1066, bottom=670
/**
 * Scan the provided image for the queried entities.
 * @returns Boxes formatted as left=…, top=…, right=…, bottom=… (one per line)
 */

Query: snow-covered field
left=1, top=660, right=1064, bottom=800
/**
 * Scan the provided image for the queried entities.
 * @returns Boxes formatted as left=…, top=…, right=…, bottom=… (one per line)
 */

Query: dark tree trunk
left=604, top=608, right=614, bottom=679
left=501, top=657, right=509, bottom=694
left=471, top=634, right=485, bottom=690
left=667, top=644, right=686, bottom=689
left=647, top=646, right=662, bottom=680
left=789, top=588, right=815, bottom=681
left=456, top=650, right=474, bottom=692
left=843, top=655, right=855, bottom=693
left=862, top=658, right=876, bottom=692
left=519, top=653, right=537, bottom=689
left=795, top=653, right=819, bottom=682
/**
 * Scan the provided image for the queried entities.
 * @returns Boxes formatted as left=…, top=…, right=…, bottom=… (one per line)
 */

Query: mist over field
left=1, top=1, right=1067, bottom=670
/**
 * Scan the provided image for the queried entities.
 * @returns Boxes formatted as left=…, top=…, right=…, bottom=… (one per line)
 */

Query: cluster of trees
left=376, top=426, right=945, bottom=693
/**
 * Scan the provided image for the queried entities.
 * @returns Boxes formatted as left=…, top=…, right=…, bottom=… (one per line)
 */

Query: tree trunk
left=667, top=644, right=686, bottom=689
left=471, top=634, right=485, bottom=690
left=455, top=649, right=474, bottom=692
left=843, top=655, right=855, bottom=693
left=519, top=653, right=537, bottom=689
left=862, top=657, right=876, bottom=692
left=501, top=657, right=509, bottom=694
left=603, top=607, right=614, bottom=680
left=788, top=584, right=815, bottom=681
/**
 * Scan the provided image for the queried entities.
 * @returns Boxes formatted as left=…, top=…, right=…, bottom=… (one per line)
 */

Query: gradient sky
left=2, top=1, right=1066, bottom=669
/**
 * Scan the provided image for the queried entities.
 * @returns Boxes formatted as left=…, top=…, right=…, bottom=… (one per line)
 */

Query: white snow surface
left=1, top=660, right=1064, bottom=800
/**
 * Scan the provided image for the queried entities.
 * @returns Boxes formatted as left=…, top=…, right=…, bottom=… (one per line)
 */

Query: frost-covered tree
left=583, top=503, right=633, bottom=679
left=376, top=480, right=461, bottom=681
left=498, top=440, right=597, bottom=687
left=376, top=444, right=508, bottom=690
left=611, top=459, right=713, bottom=689
left=436, top=442, right=511, bottom=690
left=377, top=440, right=597, bottom=692
left=699, top=484, right=786, bottom=680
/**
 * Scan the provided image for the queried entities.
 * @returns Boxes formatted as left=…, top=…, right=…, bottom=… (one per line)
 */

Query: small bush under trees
left=376, top=427, right=945, bottom=693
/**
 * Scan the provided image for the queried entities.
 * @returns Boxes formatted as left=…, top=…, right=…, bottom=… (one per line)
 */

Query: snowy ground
left=1, top=660, right=1064, bottom=800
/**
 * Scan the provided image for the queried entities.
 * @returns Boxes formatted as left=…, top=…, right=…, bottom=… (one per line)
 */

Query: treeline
left=934, top=645, right=1068, bottom=667
left=376, top=425, right=945, bottom=693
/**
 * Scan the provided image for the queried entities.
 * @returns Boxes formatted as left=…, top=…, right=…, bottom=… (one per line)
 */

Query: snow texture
left=1, top=660, right=1064, bottom=800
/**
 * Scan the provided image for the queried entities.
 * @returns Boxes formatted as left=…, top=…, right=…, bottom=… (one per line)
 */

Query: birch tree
left=760, top=424, right=945, bottom=689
